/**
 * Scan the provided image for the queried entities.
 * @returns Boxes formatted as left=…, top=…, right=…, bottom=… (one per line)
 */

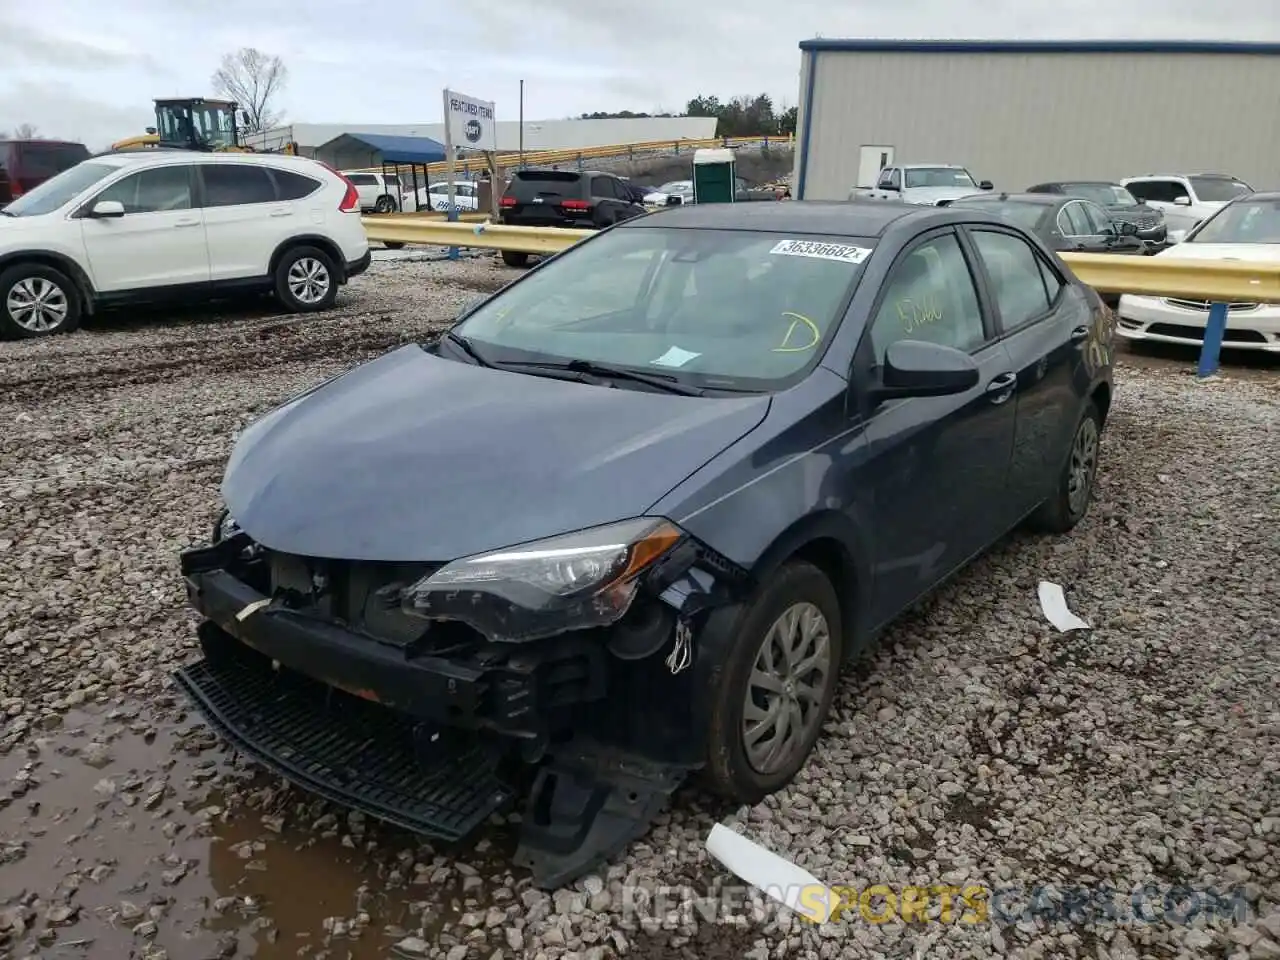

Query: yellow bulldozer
left=111, top=98, right=297, bottom=155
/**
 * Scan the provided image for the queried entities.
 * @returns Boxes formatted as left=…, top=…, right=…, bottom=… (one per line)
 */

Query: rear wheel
left=383, top=241, right=406, bottom=251
left=700, top=561, right=843, bottom=804
left=374, top=195, right=398, bottom=214
left=1028, top=400, right=1102, bottom=534
left=0, top=264, right=82, bottom=339
left=501, top=251, right=529, bottom=268
left=274, top=246, right=339, bottom=313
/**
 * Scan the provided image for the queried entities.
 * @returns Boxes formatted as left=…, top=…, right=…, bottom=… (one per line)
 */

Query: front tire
left=1028, top=400, right=1102, bottom=534
left=274, top=246, right=339, bottom=313
left=0, top=264, right=82, bottom=339
left=700, top=561, right=843, bottom=804
left=374, top=195, right=398, bottom=214
left=501, top=251, right=529, bottom=268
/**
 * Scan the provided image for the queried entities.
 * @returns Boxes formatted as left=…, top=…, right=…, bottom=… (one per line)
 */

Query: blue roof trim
left=337, top=132, right=448, bottom=165
left=798, top=39, right=1280, bottom=55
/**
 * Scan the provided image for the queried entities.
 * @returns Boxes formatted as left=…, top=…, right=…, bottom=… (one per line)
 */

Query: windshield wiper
left=440, top=330, right=493, bottom=367
left=493, top=358, right=706, bottom=396
left=0, top=210, right=14, bottom=217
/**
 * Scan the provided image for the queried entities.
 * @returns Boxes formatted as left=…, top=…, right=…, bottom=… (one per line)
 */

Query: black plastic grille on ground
left=175, top=656, right=512, bottom=841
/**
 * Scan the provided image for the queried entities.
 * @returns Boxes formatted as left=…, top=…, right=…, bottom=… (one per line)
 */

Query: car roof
left=88, top=150, right=322, bottom=171
left=622, top=199, right=944, bottom=237
left=951, top=192, right=1060, bottom=206
left=1242, top=191, right=1280, bottom=201
left=1050, top=180, right=1121, bottom=187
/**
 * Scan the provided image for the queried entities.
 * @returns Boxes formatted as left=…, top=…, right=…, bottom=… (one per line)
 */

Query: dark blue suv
left=176, top=200, right=1115, bottom=889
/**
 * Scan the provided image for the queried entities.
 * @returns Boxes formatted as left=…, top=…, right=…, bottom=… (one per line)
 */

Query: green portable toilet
left=693, top=148, right=736, bottom=204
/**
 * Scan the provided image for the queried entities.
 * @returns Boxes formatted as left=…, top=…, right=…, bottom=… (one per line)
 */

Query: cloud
left=1, top=0, right=1277, bottom=144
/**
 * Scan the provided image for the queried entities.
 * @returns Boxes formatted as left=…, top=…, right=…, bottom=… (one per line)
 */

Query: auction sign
left=443, top=89, right=496, bottom=152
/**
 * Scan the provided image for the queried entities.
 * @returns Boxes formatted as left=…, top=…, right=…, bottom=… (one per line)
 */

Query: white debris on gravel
left=0, top=262, right=1276, bottom=960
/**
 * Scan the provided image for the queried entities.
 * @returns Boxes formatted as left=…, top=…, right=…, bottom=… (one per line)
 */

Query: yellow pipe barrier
left=362, top=217, right=592, bottom=255
left=361, top=219, right=1280, bottom=304
left=1059, top=252, right=1280, bottom=303
left=344, top=134, right=795, bottom=177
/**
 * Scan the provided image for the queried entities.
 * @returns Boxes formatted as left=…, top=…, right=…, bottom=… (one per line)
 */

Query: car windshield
left=1061, top=183, right=1138, bottom=206
left=2, top=161, right=120, bottom=216
left=1189, top=177, right=1251, bottom=203
left=904, top=167, right=976, bottom=189
left=1187, top=199, right=1280, bottom=244
left=452, top=227, right=872, bottom=391
left=948, top=199, right=1051, bottom=232
left=659, top=181, right=691, bottom=194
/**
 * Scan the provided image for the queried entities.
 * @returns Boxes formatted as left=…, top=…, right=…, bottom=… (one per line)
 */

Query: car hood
left=221, top=344, right=771, bottom=562
left=1155, top=242, right=1280, bottom=262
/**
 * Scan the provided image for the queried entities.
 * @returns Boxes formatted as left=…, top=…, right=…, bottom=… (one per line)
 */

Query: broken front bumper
left=173, top=534, right=742, bottom=887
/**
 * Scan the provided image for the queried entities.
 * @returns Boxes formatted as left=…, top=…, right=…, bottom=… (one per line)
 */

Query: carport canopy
left=321, top=132, right=448, bottom=165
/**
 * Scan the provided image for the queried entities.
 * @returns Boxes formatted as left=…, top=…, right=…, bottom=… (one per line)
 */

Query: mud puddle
left=0, top=701, right=524, bottom=959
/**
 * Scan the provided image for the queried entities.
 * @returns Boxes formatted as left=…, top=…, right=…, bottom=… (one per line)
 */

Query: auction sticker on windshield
left=770, top=239, right=872, bottom=264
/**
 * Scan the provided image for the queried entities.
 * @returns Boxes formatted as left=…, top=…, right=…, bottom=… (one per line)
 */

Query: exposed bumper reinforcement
left=174, top=649, right=512, bottom=841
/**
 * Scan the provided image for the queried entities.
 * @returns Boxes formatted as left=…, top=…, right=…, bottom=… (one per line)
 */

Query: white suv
left=1120, top=173, right=1252, bottom=240
left=0, top=150, right=371, bottom=338
left=343, top=171, right=417, bottom=213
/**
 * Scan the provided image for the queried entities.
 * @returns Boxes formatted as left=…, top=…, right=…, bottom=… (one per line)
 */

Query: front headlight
left=401, top=517, right=685, bottom=642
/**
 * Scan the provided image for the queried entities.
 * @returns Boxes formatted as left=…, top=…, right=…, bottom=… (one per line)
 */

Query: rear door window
left=969, top=229, right=1053, bottom=329
left=200, top=164, right=277, bottom=206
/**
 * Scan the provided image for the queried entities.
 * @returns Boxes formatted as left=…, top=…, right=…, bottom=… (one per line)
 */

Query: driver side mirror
left=869, top=341, right=981, bottom=403
left=1173, top=196, right=1192, bottom=206
left=1118, top=220, right=1140, bottom=236
left=89, top=200, right=125, bottom=219
left=979, top=180, right=994, bottom=191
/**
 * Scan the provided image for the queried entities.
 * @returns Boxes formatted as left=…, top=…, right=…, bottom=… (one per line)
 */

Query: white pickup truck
left=850, top=164, right=994, bottom=206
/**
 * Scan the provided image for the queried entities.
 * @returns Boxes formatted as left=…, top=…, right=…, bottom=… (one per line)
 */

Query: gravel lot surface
left=0, top=259, right=1276, bottom=960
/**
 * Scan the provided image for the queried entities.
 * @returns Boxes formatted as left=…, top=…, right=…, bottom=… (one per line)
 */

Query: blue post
left=1197, top=301, right=1228, bottom=379
left=447, top=203, right=460, bottom=261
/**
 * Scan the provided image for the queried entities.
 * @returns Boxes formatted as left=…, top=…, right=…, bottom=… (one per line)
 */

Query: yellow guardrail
left=1056, top=252, right=1280, bottom=302
left=346, top=134, right=795, bottom=177
left=362, top=217, right=592, bottom=255
left=361, top=219, right=1280, bottom=305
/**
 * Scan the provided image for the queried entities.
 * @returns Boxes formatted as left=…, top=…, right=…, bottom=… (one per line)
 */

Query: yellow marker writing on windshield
left=774, top=312, right=821, bottom=352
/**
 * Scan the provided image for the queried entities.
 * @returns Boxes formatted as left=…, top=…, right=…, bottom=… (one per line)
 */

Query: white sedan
left=1116, top=193, right=1280, bottom=353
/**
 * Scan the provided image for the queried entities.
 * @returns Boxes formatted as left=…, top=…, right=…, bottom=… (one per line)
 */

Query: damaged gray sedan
left=176, top=200, right=1114, bottom=888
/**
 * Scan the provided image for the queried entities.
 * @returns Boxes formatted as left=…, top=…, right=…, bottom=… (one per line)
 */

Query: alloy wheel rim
left=1067, top=418, right=1099, bottom=515
left=7, top=278, right=69, bottom=332
left=742, top=601, right=832, bottom=776
left=287, top=258, right=331, bottom=305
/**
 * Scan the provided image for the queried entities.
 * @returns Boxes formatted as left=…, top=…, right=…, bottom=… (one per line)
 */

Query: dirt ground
left=0, top=260, right=1276, bottom=960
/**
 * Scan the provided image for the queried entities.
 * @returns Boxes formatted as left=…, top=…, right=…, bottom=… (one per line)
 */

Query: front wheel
left=1028, top=400, right=1102, bottom=534
left=0, top=264, right=82, bottom=339
left=700, top=560, right=843, bottom=804
left=374, top=195, right=398, bottom=214
left=501, top=251, right=529, bottom=268
left=274, top=246, right=339, bottom=313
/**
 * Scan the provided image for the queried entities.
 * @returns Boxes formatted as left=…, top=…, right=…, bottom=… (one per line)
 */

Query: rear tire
left=383, top=242, right=406, bottom=251
left=501, top=251, right=529, bottom=268
left=274, top=246, right=339, bottom=313
left=1028, top=400, right=1102, bottom=534
left=0, top=264, right=82, bottom=339
left=374, top=195, right=398, bottom=214
left=699, top=561, right=843, bottom=804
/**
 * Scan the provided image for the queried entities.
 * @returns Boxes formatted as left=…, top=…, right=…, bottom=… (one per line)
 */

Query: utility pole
left=518, top=80, right=525, bottom=169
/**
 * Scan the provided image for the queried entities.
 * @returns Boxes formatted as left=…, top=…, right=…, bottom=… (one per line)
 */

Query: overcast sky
left=2, top=0, right=1277, bottom=148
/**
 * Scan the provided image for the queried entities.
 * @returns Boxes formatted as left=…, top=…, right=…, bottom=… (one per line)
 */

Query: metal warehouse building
left=791, top=39, right=1280, bottom=200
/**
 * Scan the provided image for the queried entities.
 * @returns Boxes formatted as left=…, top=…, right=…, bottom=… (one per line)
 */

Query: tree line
left=580, top=94, right=798, bottom=138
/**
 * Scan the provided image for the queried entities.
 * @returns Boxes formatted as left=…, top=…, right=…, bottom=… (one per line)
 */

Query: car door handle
left=269, top=207, right=292, bottom=217
left=986, top=372, right=1016, bottom=404
left=173, top=218, right=200, bottom=228
left=1070, top=325, right=1090, bottom=343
